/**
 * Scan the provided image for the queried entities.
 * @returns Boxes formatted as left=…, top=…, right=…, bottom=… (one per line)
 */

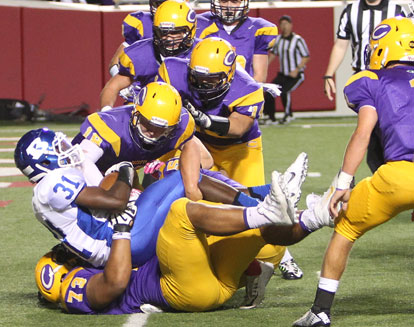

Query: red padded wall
left=256, top=7, right=335, bottom=112
left=0, top=6, right=23, bottom=99
left=22, top=8, right=103, bottom=113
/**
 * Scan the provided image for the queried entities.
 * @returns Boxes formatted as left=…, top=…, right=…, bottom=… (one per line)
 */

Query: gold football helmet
left=131, top=82, right=182, bottom=148
left=153, top=0, right=196, bottom=57
left=188, top=37, right=237, bottom=102
left=211, top=0, right=250, bottom=25
left=368, top=17, right=414, bottom=69
left=35, top=251, right=71, bottom=303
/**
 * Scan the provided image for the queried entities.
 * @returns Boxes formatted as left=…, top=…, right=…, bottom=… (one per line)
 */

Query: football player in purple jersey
left=75, top=82, right=207, bottom=201
left=294, top=17, right=414, bottom=327
left=34, top=152, right=336, bottom=314
left=108, top=0, right=166, bottom=77
left=101, top=0, right=199, bottom=110
left=196, top=0, right=277, bottom=83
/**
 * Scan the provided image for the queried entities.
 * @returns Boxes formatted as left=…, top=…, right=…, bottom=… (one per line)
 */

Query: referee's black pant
left=263, top=72, right=304, bottom=121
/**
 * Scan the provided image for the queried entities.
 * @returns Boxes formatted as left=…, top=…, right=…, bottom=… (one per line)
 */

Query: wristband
left=112, top=231, right=131, bottom=240
left=337, top=171, right=353, bottom=190
left=101, top=105, right=112, bottom=112
left=117, top=166, right=134, bottom=188
left=323, top=76, right=333, bottom=80
left=208, top=115, right=230, bottom=136
left=109, top=64, right=119, bottom=77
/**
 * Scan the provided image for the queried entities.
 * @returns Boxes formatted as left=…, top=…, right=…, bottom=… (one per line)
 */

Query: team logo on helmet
left=187, top=9, right=196, bottom=23
left=224, top=50, right=236, bottom=67
left=136, top=86, right=148, bottom=106
left=40, top=264, right=56, bottom=290
left=372, top=24, right=391, bottom=40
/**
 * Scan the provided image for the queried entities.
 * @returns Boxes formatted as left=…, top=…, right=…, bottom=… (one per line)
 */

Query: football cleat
left=240, top=261, right=274, bottom=309
left=292, top=309, right=331, bottom=327
left=279, top=258, right=303, bottom=280
left=257, top=171, right=296, bottom=226
left=279, top=152, right=308, bottom=220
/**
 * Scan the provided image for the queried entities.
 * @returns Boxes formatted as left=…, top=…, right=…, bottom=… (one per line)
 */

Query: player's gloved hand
left=144, top=160, right=165, bottom=180
left=104, top=161, right=135, bottom=188
left=111, top=205, right=137, bottom=239
left=119, top=84, right=141, bottom=102
left=111, top=188, right=140, bottom=239
left=105, top=161, right=134, bottom=176
left=184, top=100, right=212, bottom=129
left=260, top=83, right=282, bottom=98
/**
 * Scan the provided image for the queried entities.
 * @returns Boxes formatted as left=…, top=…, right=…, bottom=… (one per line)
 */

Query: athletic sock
left=247, top=184, right=271, bottom=201
left=311, top=278, right=339, bottom=314
left=233, top=191, right=260, bottom=207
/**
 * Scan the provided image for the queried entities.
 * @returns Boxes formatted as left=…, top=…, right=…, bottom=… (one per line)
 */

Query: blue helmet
left=14, top=128, right=84, bottom=183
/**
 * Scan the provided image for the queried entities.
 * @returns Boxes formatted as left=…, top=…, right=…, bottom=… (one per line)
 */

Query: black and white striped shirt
left=270, top=33, right=310, bottom=75
left=337, top=0, right=406, bottom=71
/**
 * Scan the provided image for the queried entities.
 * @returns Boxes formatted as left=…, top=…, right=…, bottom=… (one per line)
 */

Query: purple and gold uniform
left=73, top=105, right=195, bottom=173
left=337, top=65, right=414, bottom=241
left=158, top=57, right=265, bottom=186
left=61, top=198, right=269, bottom=313
left=119, top=38, right=200, bottom=89
left=61, top=256, right=170, bottom=314
left=196, top=12, right=277, bottom=76
left=122, top=11, right=153, bottom=46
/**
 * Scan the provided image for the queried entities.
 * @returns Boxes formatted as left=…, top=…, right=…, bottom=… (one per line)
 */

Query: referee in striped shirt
left=324, top=0, right=406, bottom=173
left=263, top=15, right=310, bottom=124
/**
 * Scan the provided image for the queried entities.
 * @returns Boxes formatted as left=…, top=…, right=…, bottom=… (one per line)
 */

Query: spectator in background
left=263, top=15, right=310, bottom=125
left=323, top=0, right=405, bottom=173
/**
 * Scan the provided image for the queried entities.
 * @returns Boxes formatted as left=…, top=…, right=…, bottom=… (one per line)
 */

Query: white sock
left=280, top=248, right=293, bottom=264
left=244, top=207, right=274, bottom=228
left=299, top=208, right=318, bottom=232
left=318, top=277, right=339, bottom=293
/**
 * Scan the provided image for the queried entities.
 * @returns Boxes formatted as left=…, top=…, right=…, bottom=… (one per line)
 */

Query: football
left=99, top=172, right=118, bottom=190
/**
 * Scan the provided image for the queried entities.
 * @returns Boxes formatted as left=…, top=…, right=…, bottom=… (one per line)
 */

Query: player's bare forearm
left=180, top=138, right=202, bottom=201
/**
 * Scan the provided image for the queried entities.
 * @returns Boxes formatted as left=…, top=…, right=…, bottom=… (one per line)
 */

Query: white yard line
left=0, top=168, right=22, bottom=176
left=0, top=148, right=15, bottom=152
left=0, top=159, right=14, bottom=163
left=123, top=313, right=149, bottom=327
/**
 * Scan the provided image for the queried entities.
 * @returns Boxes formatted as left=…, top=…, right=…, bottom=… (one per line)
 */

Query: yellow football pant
left=336, top=161, right=414, bottom=242
left=157, top=198, right=266, bottom=312
left=205, top=136, right=265, bottom=187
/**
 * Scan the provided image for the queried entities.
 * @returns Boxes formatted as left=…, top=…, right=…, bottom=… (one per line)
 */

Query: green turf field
left=1, top=118, right=413, bottom=327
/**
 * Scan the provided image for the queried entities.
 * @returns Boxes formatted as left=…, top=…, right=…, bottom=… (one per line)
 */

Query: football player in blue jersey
left=294, top=17, right=414, bottom=327
left=196, top=0, right=277, bottom=83
left=101, top=0, right=199, bottom=110
left=33, top=151, right=335, bottom=314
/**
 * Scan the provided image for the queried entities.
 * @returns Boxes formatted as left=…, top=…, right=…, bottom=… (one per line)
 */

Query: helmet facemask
left=211, top=0, right=249, bottom=25
left=53, top=132, right=84, bottom=168
left=188, top=66, right=233, bottom=103
left=153, top=24, right=195, bottom=57
left=131, top=111, right=177, bottom=149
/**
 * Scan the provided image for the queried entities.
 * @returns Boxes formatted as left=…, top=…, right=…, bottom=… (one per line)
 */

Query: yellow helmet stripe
left=87, top=113, right=122, bottom=156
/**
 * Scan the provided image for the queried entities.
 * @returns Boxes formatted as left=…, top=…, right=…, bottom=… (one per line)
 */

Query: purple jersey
left=119, top=38, right=200, bottom=89
left=158, top=57, right=263, bottom=146
left=75, top=105, right=195, bottom=172
left=61, top=256, right=170, bottom=314
left=344, top=65, right=414, bottom=162
left=122, top=11, right=153, bottom=46
left=196, top=12, right=277, bottom=76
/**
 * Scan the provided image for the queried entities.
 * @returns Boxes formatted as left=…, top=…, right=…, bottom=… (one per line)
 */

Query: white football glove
left=119, top=84, right=141, bottom=102
left=260, top=83, right=282, bottom=98
left=184, top=100, right=212, bottom=129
